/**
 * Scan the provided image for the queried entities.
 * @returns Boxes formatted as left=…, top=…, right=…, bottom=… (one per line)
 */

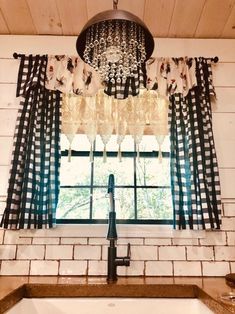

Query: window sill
left=56, top=224, right=206, bottom=239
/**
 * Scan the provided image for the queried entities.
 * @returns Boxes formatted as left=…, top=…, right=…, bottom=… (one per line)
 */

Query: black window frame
left=56, top=145, right=173, bottom=225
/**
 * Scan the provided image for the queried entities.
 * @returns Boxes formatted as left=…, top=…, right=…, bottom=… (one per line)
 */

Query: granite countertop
left=0, top=276, right=234, bottom=313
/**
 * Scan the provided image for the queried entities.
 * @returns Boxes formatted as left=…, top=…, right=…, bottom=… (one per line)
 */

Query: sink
left=0, top=283, right=231, bottom=314
left=5, top=297, right=214, bottom=314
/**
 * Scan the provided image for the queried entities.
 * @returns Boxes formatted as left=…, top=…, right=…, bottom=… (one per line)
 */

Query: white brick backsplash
left=145, top=261, right=173, bottom=276
left=172, top=238, right=199, bottom=245
left=130, top=245, right=157, bottom=261
left=102, top=245, right=157, bottom=261
left=17, top=245, right=44, bottom=260
left=199, top=231, right=227, bottom=246
left=118, top=261, right=144, bottom=276
left=187, top=246, right=214, bottom=261
left=0, top=201, right=5, bottom=215
left=59, top=260, right=87, bottom=276
left=88, top=260, right=106, bottom=276
left=159, top=246, right=186, bottom=261
left=223, top=204, right=235, bottom=217
left=215, top=246, right=235, bottom=261
left=30, top=260, right=59, bottom=275
left=0, top=166, right=10, bottom=195
left=174, top=261, right=202, bottom=276
left=0, top=230, right=4, bottom=244
left=0, top=245, right=16, bottom=259
left=45, top=245, right=73, bottom=260
left=74, top=245, right=101, bottom=260
left=118, top=238, right=144, bottom=245
left=221, top=218, right=235, bottom=231
left=231, top=262, right=235, bottom=272
left=0, top=261, right=29, bottom=275
left=4, top=230, right=19, bottom=244
left=33, top=237, right=60, bottom=245
left=88, top=238, right=108, bottom=245
left=202, top=261, right=230, bottom=276
left=144, top=238, right=171, bottom=245
left=18, top=237, right=32, bottom=244
left=61, top=238, right=87, bottom=245
left=101, top=245, right=108, bottom=260
left=227, top=232, right=235, bottom=245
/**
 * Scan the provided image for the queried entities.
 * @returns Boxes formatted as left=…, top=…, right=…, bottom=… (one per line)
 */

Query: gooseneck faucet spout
left=106, top=174, right=130, bottom=283
left=107, top=174, right=118, bottom=241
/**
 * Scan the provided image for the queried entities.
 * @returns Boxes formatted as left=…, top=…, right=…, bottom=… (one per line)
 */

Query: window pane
left=137, top=188, right=173, bottom=220
left=92, top=188, right=135, bottom=219
left=115, top=188, right=135, bottom=219
left=93, top=157, right=134, bottom=186
left=60, top=157, right=91, bottom=186
left=92, top=188, right=109, bottom=219
left=56, top=188, right=90, bottom=219
left=136, top=158, right=170, bottom=187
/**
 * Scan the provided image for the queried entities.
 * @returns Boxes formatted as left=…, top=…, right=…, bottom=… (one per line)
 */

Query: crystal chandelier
left=76, top=0, right=154, bottom=84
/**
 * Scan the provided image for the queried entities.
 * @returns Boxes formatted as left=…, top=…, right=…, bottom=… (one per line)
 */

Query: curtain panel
left=1, top=55, right=61, bottom=229
left=1, top=54, right=221, bottom=230
left=169, top=58, right=221, bottom=230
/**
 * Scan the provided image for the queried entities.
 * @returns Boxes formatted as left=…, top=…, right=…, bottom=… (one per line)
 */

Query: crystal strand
left=84, top=27, right=91, bottom=64
left=141, top=28, right=146, bottom=62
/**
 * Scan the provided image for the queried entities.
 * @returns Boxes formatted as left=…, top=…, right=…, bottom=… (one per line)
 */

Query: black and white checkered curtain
left=169, top=58, right=221, bottom=230
left=1, top=55, right=61, bottom=229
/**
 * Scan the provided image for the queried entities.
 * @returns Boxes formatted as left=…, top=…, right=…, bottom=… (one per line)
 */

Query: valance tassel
left=118, top=144, right=122, bottom=162
left=137, top=144, right=140, bottom=162
left=89, top=143, right=94, bottom=162
left=68, top=145, right=72, bottom=162
left=158, top=147, right=162, bottom=163
left=103, top=145, right=107, bottom=163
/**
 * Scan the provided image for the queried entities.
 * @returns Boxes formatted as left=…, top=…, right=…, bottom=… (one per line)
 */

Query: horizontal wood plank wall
left=0, top=36, right=234, bottom=277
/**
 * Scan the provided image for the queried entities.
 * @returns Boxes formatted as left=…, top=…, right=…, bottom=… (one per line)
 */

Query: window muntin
left=56, top=134, right=173, bottom=224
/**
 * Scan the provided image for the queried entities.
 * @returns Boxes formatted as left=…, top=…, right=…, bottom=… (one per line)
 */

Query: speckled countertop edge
left=0, top=277, right=234, bottom=314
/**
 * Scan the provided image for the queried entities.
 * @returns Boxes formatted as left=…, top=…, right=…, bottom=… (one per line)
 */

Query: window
left=56, top=134, right=173, bottom=224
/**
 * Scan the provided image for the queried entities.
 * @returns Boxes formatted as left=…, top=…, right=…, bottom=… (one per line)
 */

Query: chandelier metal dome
left=76, top=0, right=154, bottom=84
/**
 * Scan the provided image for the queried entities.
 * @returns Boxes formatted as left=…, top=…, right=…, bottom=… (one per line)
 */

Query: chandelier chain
left=113, top=0, right=118, bottom=10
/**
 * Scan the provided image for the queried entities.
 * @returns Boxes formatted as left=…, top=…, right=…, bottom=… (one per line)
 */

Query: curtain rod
left=13, top=53, right=219, bottom=63
left=13, top=53, right=24, bottom=59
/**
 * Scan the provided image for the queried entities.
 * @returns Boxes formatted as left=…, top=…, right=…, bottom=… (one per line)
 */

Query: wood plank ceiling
left=0, top=0, right=235, bottom=38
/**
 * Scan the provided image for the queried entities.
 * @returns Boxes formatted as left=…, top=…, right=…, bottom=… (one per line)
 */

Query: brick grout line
left=72, top=244, right=75, bottom=260
left=200, top=261, right=203, bottom=276
left=15, top=244, right=18, bottom=260
left=29, top=260, right=31, bottom=276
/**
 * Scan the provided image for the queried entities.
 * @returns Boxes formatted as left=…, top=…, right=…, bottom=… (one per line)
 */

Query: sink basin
left=0, top=283, right=231, bottom=314
left=5, top=297, right=214, bottom=314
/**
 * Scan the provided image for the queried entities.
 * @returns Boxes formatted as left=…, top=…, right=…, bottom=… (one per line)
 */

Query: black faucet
left=106, top=174, right=131, bottom=283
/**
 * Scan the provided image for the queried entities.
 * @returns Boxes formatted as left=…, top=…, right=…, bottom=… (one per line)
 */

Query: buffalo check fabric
left=169, top=58, right=221, bottom=230
left=104, top=65, right=145, bottom=99
left=1, top=55, right=61, bottom=229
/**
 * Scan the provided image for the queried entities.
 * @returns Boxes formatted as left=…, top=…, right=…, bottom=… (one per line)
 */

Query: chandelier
left=76, top=0, right=154, bottom=84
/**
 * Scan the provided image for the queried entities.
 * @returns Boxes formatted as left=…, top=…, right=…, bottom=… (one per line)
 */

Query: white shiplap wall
left=0, top=36, right=234, bottom=277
